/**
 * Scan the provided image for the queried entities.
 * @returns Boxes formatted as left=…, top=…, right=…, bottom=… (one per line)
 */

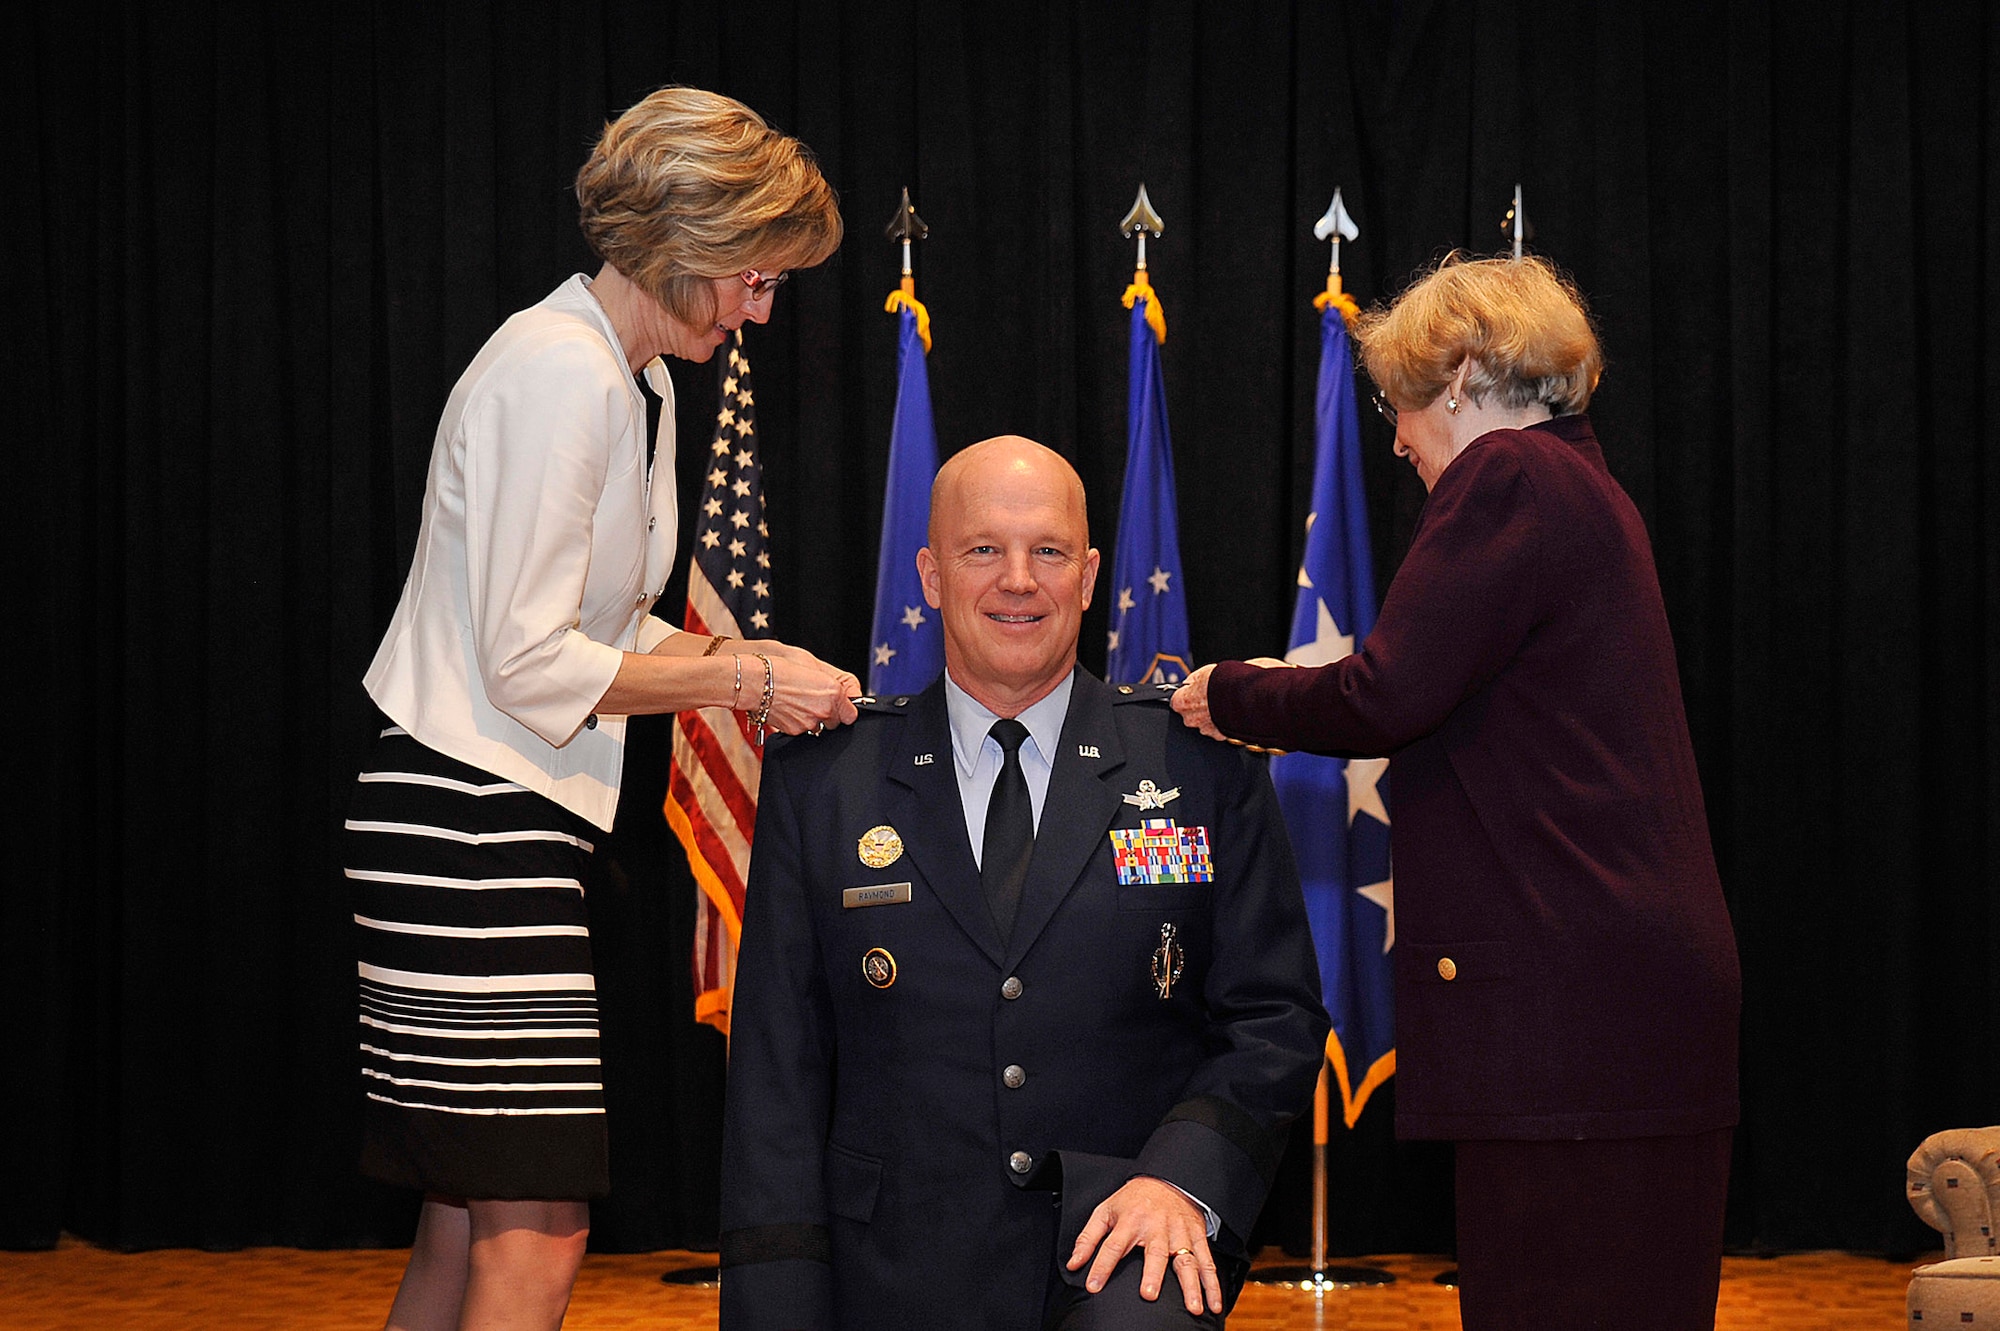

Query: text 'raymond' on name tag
left=842, top=882, right=914, bottom=909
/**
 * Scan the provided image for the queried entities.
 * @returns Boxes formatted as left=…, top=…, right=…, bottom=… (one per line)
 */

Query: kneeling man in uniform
left=720, top=436, right=1329, bottom=1329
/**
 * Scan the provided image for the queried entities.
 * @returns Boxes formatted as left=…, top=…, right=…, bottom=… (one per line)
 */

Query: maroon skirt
left=1453, top=1128, right=1733, bottom=1331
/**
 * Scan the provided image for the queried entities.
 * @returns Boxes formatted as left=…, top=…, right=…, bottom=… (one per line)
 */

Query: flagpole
left=1312, top=187, right=1360, bottom=321
left=1502, top=184, right=1531, bottom=260
left=867, top=188, right=942, bottom=697
left=1249, top=189, right=1393, bottom=1297
left=1311, top=1065, right=1329, bottom=1271
left=883, top=186, right=932, bottom=352
left=1107, top=183, right=1188, bottom=685
left=1118, top=182, right=1168, bottom=347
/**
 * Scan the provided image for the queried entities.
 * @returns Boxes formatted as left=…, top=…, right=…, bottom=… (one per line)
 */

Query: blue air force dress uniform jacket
left=718, top=669, right=1329, bottom=1330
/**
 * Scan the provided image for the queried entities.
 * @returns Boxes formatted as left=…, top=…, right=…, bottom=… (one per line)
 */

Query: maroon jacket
left=1210, top=415, right=1740, bottom=1141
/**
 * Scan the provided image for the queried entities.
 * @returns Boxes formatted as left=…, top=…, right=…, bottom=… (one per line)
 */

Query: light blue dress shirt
left=943, top=669, right=1074, bottom=868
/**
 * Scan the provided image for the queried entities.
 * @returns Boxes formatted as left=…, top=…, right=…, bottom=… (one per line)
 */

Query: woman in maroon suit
left=1173, top=254, right=1740, bottom=1331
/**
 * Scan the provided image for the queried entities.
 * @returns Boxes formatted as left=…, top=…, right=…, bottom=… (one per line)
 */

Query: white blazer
left=365, top=275, right=680, bottom=830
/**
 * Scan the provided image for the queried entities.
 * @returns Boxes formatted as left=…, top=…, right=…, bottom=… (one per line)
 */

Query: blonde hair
left=575, top=87, right=842, bottom=329
left=1357, top=252, right=1602, bottom=415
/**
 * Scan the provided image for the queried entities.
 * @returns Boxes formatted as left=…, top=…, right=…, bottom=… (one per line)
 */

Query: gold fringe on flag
left=884, top=275, right=932, bottom=353
left=1314, top=276, right=1361, bottom=330
left=1122, top=271, right=1168, bottom=344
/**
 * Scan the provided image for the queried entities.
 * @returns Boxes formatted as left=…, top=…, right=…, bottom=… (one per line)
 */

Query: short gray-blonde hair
left=1357, top=253, right=1602, bottom=415
left=575, top=87, right=842, bottom=329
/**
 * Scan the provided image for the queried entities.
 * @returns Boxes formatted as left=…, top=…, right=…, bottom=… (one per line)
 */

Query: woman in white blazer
left=347, top=87, right=853, bottom=1331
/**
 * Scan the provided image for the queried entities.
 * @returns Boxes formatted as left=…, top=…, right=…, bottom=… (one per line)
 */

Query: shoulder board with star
left=1111, top=681, right=1180, bottom=706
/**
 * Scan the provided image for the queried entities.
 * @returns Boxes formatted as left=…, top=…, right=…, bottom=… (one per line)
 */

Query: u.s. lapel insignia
left=862, top=947, right=898, bottom=989
left=1122, top=779, right=1181, bottom=811
left=858, top=825, right=904, bottom=869
left=1151, top=923, right=1184, bottom=999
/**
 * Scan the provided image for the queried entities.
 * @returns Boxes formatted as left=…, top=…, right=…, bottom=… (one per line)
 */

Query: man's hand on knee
left=1065, top=1175, right=1223, bottom=1315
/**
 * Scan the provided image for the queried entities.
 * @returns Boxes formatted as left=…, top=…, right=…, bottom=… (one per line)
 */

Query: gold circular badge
left=862, top=947, right=898, bottom=989
left=857, top=825, right=904, bottom=869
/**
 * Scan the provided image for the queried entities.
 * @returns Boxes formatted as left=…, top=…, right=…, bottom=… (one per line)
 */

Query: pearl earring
left=1447, top=396, right=1459, bottom=413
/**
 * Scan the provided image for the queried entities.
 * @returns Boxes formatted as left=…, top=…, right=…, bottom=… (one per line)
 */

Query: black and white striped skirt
left=345, top=725, right=609, bottom=1200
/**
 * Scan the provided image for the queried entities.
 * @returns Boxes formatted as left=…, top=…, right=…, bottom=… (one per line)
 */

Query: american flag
left=664, top=331, right=770, bottom=1036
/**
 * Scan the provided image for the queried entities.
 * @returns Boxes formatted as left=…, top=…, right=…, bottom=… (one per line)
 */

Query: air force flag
left=1270, top=301, right=1396, bottom=1127
left=1106, top=291, right=1192, bottom=686
left=868, top=304, right=943, bottom=696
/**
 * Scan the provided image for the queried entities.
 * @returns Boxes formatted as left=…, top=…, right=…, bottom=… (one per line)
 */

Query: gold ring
left=1171, top=1247, right=1194, bottom=1264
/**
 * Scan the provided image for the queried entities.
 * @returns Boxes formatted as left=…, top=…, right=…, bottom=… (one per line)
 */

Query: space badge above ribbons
left=1122, top=779, right=1181, bottom=810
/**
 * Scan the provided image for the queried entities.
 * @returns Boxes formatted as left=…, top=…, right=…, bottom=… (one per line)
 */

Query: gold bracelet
left=702, top=633, right=731, bottom=657
left=750, top=652, right=775, bottom=742
left=732, top=653, right=744, bottom=705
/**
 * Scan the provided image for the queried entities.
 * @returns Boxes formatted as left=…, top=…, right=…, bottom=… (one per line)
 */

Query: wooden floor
left=2, top=1236, right=1926, bottom=1329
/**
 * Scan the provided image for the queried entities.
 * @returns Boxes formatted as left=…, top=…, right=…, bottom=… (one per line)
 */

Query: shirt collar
left=943, top=668, right=1076, bottom=777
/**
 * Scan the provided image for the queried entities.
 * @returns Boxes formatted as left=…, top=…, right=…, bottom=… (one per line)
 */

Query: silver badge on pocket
left=1151, top=923, right=1184, bottom=999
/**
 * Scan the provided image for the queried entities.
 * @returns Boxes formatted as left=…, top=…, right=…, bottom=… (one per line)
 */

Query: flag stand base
left=1248, top=1065, right=1398, bottom=1292
left=658, top=1264, right=719, bottom=1287
left=1250, top=1263, right=1396, bottom=1290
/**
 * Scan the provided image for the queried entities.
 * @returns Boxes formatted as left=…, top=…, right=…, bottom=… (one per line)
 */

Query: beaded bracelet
left=732, top=652, right=744, bottom=706
left=750, top=652, right=775, bottom=743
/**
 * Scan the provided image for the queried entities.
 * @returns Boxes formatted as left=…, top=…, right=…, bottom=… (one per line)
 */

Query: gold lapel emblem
left=862, top=947, right=898, bottom=989
left=1152, top=923, right=1185, bottom=999
left=858, top=825, right=904, bottom=869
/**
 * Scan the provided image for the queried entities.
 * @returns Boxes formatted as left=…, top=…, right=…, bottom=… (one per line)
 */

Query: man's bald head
left=917, top=436, right=1099, bottom=716
left=927, top=436, right=1090, bottom=550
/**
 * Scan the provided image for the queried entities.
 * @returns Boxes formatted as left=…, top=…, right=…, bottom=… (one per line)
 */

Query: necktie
left=982, top=718, right=1034, bottom=941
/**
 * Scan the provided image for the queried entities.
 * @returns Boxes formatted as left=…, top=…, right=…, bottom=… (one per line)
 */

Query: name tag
left=843, top=882, right=913, bottom=909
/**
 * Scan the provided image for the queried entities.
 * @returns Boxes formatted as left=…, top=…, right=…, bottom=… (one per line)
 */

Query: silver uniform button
left=1000, top=976, right=1023, bottom=1000
left=1002, top=1064, right=1026, bottom=1089
left=1008, top=1150, right=1033, bottom=1175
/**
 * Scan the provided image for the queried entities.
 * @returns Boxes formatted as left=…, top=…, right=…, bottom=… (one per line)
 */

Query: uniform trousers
left=1042, top=1247, right=1249, bottom=1329
left=1452, top=1127, right=1734, bottom=1331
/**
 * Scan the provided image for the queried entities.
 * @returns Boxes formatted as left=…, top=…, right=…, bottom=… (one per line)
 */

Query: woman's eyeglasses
left=741, top=269, right=791, bottom=298
left=1371, top=391, right=1399, bottom=427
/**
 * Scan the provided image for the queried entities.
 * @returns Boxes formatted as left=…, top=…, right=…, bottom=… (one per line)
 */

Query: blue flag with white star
left=868, top=305, right=944, bottom=695
left=1270, top=303, right=1396, bottom=1127
left=1106, top=294, right=1191, bottom=685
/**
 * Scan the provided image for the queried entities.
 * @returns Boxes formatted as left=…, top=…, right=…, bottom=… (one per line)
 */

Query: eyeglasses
left=1371, top=390, right=1399, bottom=427
left=741, top=269, right=790, bottom=298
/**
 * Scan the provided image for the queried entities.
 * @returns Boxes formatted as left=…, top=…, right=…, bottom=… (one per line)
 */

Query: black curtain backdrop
left=7, top=0, right=1995, bottom=1261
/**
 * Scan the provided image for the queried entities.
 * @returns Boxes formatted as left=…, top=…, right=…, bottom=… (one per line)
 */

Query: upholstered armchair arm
left=1907, top=1127, right=2000, bottom=1259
